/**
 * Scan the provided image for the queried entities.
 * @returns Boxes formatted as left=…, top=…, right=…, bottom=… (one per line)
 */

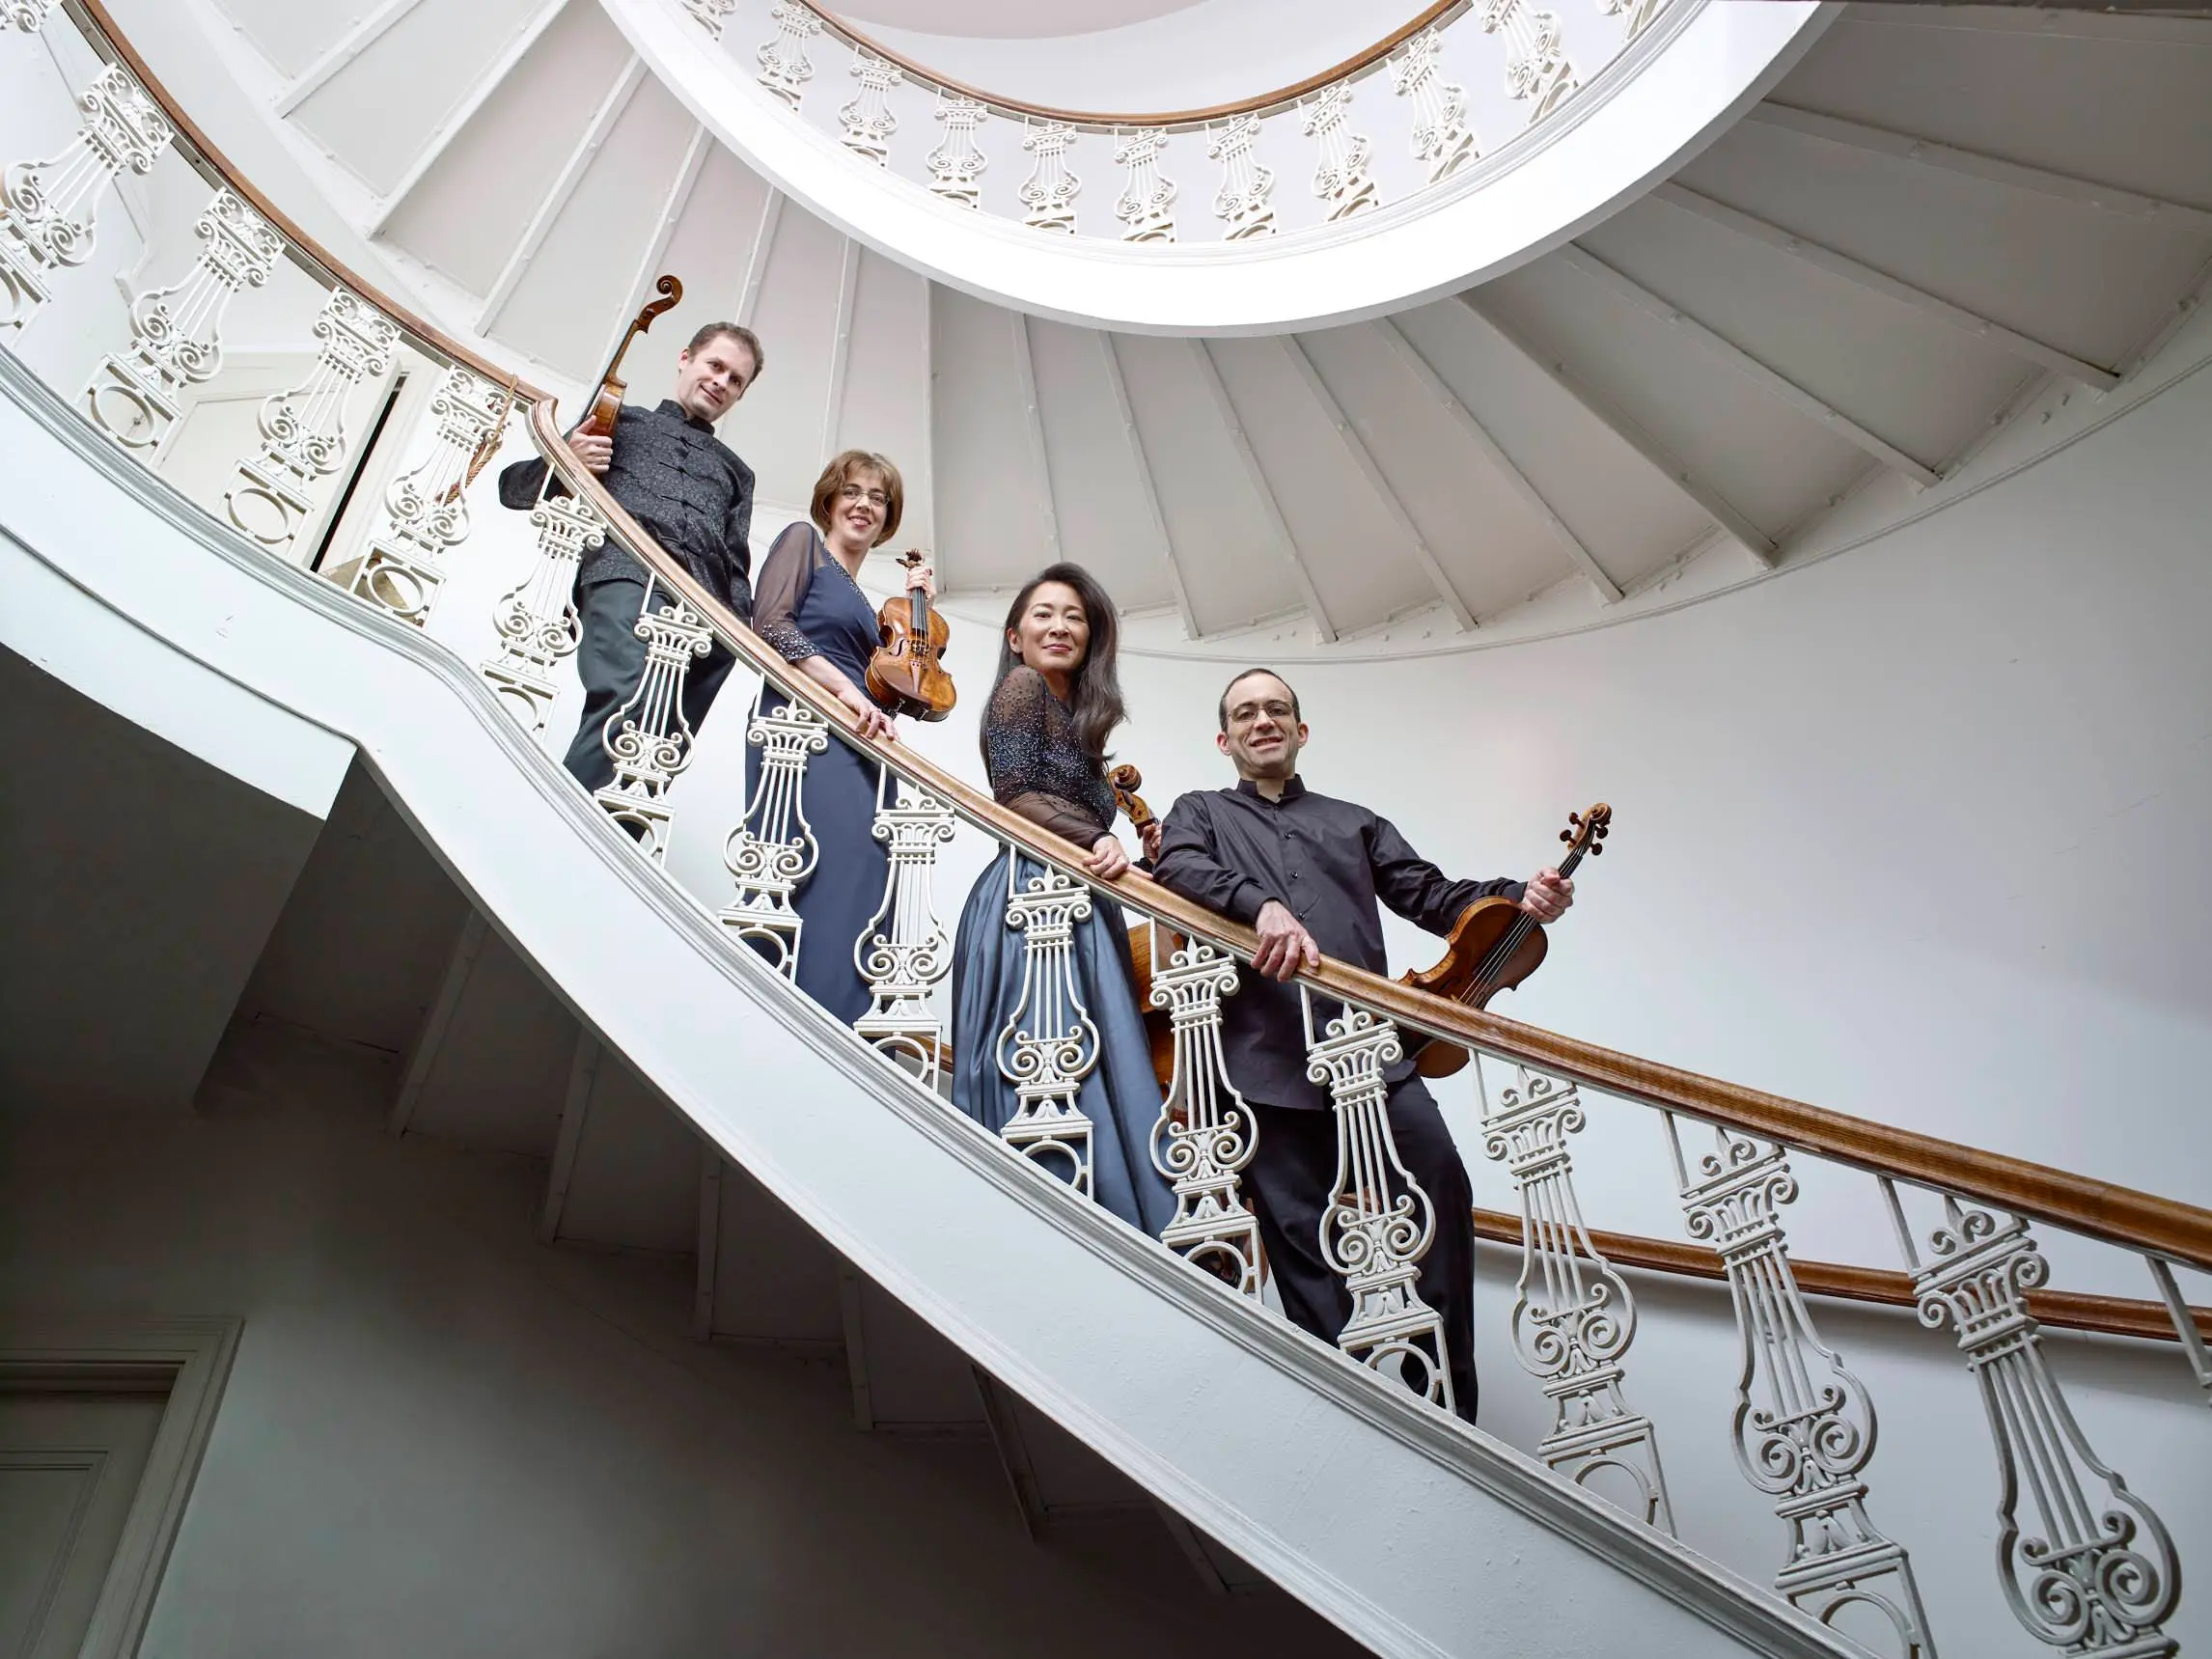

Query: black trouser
left=562, top=577, right=737, bottom=792
left=1243, top=1080, right=1478, bottom=1423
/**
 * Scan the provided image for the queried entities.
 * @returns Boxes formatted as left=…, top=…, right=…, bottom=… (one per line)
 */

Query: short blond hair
left=810, top=450, right=903, bottom=546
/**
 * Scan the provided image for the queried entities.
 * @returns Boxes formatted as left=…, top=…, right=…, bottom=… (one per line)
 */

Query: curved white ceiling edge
left=603, top=0, right=1837, bottom=335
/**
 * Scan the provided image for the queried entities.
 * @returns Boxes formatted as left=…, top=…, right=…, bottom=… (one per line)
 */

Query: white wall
left=0, top=1023, right=1350, bottom=1659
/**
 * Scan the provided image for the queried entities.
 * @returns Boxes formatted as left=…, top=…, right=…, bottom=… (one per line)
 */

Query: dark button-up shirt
left=1152, top=776, right=1523, bottom=1112
left=498, top=400, right=756, bottom=620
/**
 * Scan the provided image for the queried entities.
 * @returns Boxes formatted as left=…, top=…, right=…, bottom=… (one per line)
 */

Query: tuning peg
left=1588, top=841, right=1603, bottom=856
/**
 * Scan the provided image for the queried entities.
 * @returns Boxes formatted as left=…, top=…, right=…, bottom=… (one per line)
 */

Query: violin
left=581, top=273, right=684, bottom=442
left=1399, top=803, right=1610, bottom=1079
left=1112, top=765, right=1182, bottom=1093
left=864, top=551, right=955, bottom=722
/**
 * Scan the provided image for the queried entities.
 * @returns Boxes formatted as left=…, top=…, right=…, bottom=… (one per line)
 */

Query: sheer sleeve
left=984, top=667, right=1112, bottom=845
left=751, top=522, right=822, bottom=663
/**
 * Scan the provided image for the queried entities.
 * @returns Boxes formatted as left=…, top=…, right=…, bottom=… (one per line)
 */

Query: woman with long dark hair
left=949, top=564, right=1174, bottom=1236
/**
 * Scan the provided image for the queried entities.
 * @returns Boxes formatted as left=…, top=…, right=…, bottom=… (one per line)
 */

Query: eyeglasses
left=839, top=484, right=891, bottom=509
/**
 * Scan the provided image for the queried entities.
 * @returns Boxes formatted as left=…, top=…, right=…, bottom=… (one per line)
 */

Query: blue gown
left=950, top=668, right=1175, bottom=1237
left=745, top=524, right=887, bottom=1028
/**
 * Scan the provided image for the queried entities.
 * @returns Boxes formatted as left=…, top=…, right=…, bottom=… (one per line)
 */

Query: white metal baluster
left=1479, top=0, right=1580, bottom=124
left=591, top=574, right=713, bottom=864
left=1480, top=1060, right=1673, bottom=1529
left=1391, top=26, right=1478, bottom=183
left=1112, top=129, right=1176, bottom=243
left=5, top=0, right=61, bottom=31
left=346, top=366, right=510, bottom=626
left=2145, top=1258, right=2212, bottom=1408
left=994, top=858, right=1098, bottom=1193
left=1301, top=85, right=1376, bottom=221
left=0, top=62, right=173, bottom=333
left=854, top=772, right=956, bottom=1082
left=678, top=0, right=737, bottom=39
left=82, top=186, right=283, bottom=459
left=1668, top=1118, right=1935, bottom=1658
left=1303, top=989, right=1452, bottom=1410
left=756, top=3, right=821, bottom=108
left=926, top=92, right=987, bottom=207
left=719, top=682, right=828, bottom=976
left=1018, top=121, right=1080, bottom=235
left=1207, top=113, right=1276, bottom=240
left=1598, top=0, right=1664, bottom=44
left=478, top=474, right=597, bottom=734
left=839, top=52, right=901, bottom=166
left=223, top=286, right=399, bottom=550
left=1147, top=927, right=1260, bottom=1293
left=1883, top=1182, right=2183, bottom=1656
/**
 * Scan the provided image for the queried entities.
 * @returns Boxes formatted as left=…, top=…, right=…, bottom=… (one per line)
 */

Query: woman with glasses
left=745, top=450, right=931, bottom=1024
left=948, top=564, right=1174, bottom=1237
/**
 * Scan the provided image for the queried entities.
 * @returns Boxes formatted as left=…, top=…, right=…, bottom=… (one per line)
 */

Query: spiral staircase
left=3, top=3, right=2210, bottom=1657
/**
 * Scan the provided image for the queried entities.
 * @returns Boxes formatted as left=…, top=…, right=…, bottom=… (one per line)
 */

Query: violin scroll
left=1108, top=763, right=1154, bottom=833
left=582, top=273, right=686, bottom=440
left=1562, top=802, right=1611, bottom=858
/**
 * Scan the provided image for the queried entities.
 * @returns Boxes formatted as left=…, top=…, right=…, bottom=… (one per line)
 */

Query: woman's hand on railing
left=840, top=684, right=896, bottom=741
left=1086, top=834, right=1131, bottom=882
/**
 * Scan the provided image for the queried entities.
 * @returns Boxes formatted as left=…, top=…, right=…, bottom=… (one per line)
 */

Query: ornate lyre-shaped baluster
left=1668, top=1117, right=1935, bottom=1658
left=1884, top=1184, right=2182, bottom=1658
left=478, top=477, right=598, bottom=735
left=839, top=52, right=902, bottom=166
left=1303, top=989, right=1452, bottom=1410
left=994, top=860, right=1098, bottom=1193
left=926, top=93, right=987, bottom=208
left=1479, top=0, right=1580, bottom=124
left=1301, top=85, right=1376, bottom=222
left=6, top=0, right=63, bottom=32
left=344, top=366, right=511, bottom=626
left=719, top=683, right=829, bottom=976
left=1113, top=129, right=1176, bottom=243
left=678, top=0, right=737, bottom=40
left=1147, top=929, right=1260, bottom=1293
left=1207, top=114, right=1276, bottom=240
left=1018, top=121, right=1080, bottom=235
left=83, top=187, right=283, bottom=459
left=1391, top=26, right=1478, bottom=184
left=854, top=774, right=956, bottom=1083
left=1480, top=1059, right=1672, bottom=1530
left=1, top=62, right=173, bottom=333
left=756, top=3, right=821, bottom=108
left=590, top=575, right=713, bottom=864
left=224, top=287, right=400, bottom=550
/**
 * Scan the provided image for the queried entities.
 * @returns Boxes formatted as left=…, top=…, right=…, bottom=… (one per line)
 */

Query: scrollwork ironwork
left=1148, top=934, right=1260, bottom=1293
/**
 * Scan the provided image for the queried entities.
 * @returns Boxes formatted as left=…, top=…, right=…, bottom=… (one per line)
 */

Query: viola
left=1112, top=764, right=1182, bottom=1092
left=581, top=273, right=683, bottom=442
left=1399, top=803, right=1610, bottom=1078
left=864, top=551, right=955, bottom=722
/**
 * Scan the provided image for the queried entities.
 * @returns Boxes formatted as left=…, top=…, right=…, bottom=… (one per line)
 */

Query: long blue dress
left=746, top=523, right=887, bottom=1028
left=950, top=667, right=1175, bottom=1237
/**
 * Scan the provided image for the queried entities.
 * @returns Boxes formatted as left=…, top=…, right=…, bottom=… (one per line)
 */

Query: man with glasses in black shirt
left=1152, top=668, right=1574, bottom=1422
left=499, top=321, right=762, bottom=790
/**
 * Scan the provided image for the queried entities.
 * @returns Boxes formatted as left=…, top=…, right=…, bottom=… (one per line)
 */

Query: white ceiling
left=194, top=0, right=2212, bottom=645
left=837, top=0, right=1211, bottom=38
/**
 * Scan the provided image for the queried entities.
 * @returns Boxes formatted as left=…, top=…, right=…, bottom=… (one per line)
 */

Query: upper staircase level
left=2, top=6, right=2208, bottom=1656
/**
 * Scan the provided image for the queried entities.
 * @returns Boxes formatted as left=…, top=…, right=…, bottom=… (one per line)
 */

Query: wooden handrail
left=69, top=0, right=550, bottom=405
left=1467, top=1210, right=2212, bottom=1345
left=531, top=398, right=2212, bottom=1276
left=803, top=1, right=1464, bottom=128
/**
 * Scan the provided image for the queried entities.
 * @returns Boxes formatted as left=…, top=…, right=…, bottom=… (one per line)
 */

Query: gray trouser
left=562, top=577, right=737, bottom=792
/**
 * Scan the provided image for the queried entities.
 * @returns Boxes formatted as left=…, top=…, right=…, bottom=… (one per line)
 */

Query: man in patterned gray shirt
left=499, top=321, right=762, bottom=790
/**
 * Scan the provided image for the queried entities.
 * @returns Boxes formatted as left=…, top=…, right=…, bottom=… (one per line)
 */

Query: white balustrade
left=0, top=62, right=172, bottom=333
left=1669, top=1119, right=1935, bottom=1658
left=1148, top=933, right=1261, bottom=1294
left=926, top=93, right=987, bottom=207
left=1391, top=26, right=1479, bottom=184
left=479, top=480, right=598, bottom=733
left=1303, top=993, right=1452, bottom=1411
left=1301, top=85, right=1376, bottom=222
left=839, top=52, right=901, bottom=166
left=1018, top=121, right=1080, bottom=235
left=1480, top=1061, right=1672, bottom=1529
left=82, top=186, right=282, bottom=459
left=224, top=286, right=399, bottom=550
left=756, top=2, right=820, bottom=109
left=1886, top=1186, right=2182, bottom=1658
left=855, top=776, right=957, bottom=1083
left=994, top=862, right=1099, bottom=1192
left=1207, top=114, right=1276, bottom=241
left=1481, top=0, right=1580, bottom=124
left=1600, top=0, right=1664, bottom=44
left=346, top=366, right=512, bottom=626
left=679, top=0, right=736, bottom=39
left=592, top=575, right=715, bottom=863
left=720, top=685, right=828, bottom=974
left=6, top=0, right=60, bottom=32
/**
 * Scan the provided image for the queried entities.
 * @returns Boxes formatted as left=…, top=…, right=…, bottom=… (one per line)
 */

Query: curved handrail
left=803, top=0, right=1464, bottom=128
left=70, top=0, right=550, bottom=405
left=529, top=398, right=2212, bottom=1276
